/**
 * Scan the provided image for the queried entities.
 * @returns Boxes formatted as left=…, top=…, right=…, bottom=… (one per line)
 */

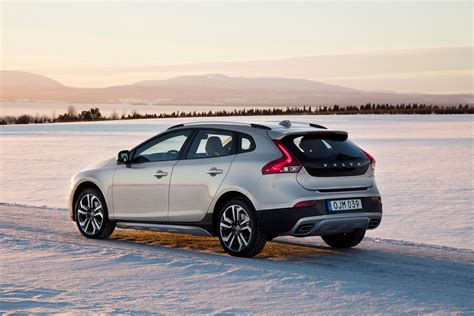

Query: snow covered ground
left=1, top=115, right=473, bottom=313
left=1, top=204, right=473, bottom=314
left=1, top=115, right=473, bottom=249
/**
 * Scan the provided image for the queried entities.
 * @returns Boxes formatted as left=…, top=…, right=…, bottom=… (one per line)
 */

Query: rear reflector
left=293, top=200, right=316, bottom=208
left=262, top=140, right=302, bottom=174
left=371, top=197, right=382, bottom=204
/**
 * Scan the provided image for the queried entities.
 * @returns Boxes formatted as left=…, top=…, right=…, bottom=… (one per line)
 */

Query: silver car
left=69, top=120, right=382, bottom=257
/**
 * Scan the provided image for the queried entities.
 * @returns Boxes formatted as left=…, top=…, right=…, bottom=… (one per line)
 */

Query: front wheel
left=217, top=198, right=267, bottom=257
left=75, top=188, right=115, bottom=239
left=321, top=229, right=366, bottom=248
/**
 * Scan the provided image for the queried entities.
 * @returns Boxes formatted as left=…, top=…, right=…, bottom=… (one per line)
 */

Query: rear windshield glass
left=285, top=136, right=366, bottom=161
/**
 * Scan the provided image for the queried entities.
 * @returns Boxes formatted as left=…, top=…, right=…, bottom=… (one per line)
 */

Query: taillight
left=262, top=140, right=302, bottom=174
left=359, top=148, right=376, bottom=170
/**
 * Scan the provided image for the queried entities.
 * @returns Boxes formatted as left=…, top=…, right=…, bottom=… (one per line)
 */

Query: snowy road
left=1, top=204, right=473, bottom=314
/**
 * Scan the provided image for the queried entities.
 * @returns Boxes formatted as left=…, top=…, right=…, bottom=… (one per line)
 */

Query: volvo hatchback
left=69, top=120, right=382, bottom=257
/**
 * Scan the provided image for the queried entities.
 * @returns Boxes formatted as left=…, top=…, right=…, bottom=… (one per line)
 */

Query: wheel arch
left=71, top=181, right=107, bottom=221
left=211, top=190, right=255, bottom=235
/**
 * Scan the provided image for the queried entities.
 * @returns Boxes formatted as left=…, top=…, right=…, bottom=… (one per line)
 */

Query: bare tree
left=67, top=105, right=77, bottom=118
left=110, top=109, right=119, bottom=120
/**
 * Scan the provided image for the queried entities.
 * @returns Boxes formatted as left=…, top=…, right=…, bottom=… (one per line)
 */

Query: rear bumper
left=288, top=212, right=381, bottom=236
left=258, top=196, right=382, bottom=237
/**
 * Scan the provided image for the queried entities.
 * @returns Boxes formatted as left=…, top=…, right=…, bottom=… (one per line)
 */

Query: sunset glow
left=2, top=1, right=472, bottom=93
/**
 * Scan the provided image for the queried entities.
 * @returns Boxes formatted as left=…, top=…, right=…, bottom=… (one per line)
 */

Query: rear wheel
left=75, top=188, right=115, bottom=239
left=218, top=198, right=266, bottom=257
left=321, top=229, right=366, bottom=248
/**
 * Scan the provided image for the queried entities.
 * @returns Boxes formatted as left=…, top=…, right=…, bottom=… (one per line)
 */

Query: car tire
left=217, top=198, right=267, bottom=257
left=75, top=188, right=115, bottom=239
left=321, top=229, right=366, bottom=248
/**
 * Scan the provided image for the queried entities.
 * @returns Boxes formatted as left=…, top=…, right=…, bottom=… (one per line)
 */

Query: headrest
left=205, top=136, right=223, bottom=157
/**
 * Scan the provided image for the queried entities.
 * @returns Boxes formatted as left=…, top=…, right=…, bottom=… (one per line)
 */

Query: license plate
left=327, top=199, right=362, bottom=212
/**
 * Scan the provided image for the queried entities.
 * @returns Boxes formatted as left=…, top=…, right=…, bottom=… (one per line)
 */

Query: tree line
left=1, top=103, right=472, bottom=125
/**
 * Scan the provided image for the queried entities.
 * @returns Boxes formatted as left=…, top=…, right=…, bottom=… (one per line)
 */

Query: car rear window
left=282, top=133, right=371, bottom=177
left=290, top=136, right=364, bottom=161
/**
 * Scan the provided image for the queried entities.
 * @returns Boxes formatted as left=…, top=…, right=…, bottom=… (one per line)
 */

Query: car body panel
left=168, top=155, right=235, bottom=222
left=112, top=160, right=176, bottom=221
left=68, top=158, right=116, bottom=220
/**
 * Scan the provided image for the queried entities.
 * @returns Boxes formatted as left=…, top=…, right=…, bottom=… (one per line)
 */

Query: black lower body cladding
left=258, top=197, right=382, bottom=237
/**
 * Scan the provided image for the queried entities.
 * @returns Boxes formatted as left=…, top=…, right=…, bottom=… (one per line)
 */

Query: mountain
left=1, top=71, right=64, bottom=89
left=135, top=74, right=358, bottom=93
left=78, top=47, right=472, bottom=94
left=0, top=71, right=471, bottom=105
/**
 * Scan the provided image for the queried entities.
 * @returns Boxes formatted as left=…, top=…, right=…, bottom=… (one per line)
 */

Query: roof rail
left=167, top=123, right=184, bottom=130
left=250, top=123, right=271, bottom=130
left=173, top=121, right=250, bottom=127
left=309, top=123, right=327, bottom=129
left=168, top=121, right=273, bottom=130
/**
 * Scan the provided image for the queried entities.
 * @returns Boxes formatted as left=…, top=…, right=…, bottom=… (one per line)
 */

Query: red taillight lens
left=262, top=140, right=302, bottom=174
left=359, top=148, right=376, bottom=170
left=294, top=200, right=316, bottom=208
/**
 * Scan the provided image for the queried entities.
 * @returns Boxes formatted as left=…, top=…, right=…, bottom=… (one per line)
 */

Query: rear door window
left=186, top=129, right=235, bottom=159
left=238, top=134, right=255, bottom=153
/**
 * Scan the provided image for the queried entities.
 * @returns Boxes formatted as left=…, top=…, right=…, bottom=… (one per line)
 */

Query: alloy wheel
left=219, top=204, right=252, bottom=252
left=77, top=193, right=104, bottom=236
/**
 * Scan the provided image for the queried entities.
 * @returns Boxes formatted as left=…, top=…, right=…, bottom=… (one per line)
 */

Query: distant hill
left=0, top=71, right=471, bottom=105
left=135, top=74, right=358, bottom=93
left=100, top=47, right=473, bottom=94
left=1, top=71, right=64, bottom=89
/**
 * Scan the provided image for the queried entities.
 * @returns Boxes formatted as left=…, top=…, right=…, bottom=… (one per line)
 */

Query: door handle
left=206, top=167, right=223, bottom=176
left=153, top=170, right=168, bottom=178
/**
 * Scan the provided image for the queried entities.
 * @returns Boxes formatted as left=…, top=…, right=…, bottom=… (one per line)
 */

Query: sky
left=1, top=1, right=473, bottom=91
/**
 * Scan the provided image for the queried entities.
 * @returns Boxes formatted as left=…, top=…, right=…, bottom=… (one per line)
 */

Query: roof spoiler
left=304, top=130, right=347, bottom=141
left=279, top=130, right=348, bottom=141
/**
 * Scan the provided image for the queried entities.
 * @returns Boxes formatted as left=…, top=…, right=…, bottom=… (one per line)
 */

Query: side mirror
left=117, top=150, right=130, bottom=163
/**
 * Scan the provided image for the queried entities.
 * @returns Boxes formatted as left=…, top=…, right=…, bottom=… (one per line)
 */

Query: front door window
left=133, top=130, right=192, bottom=163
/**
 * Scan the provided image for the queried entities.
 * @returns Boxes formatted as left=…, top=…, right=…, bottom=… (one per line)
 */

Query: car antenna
left=279, top=120, right=292, bottom=128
